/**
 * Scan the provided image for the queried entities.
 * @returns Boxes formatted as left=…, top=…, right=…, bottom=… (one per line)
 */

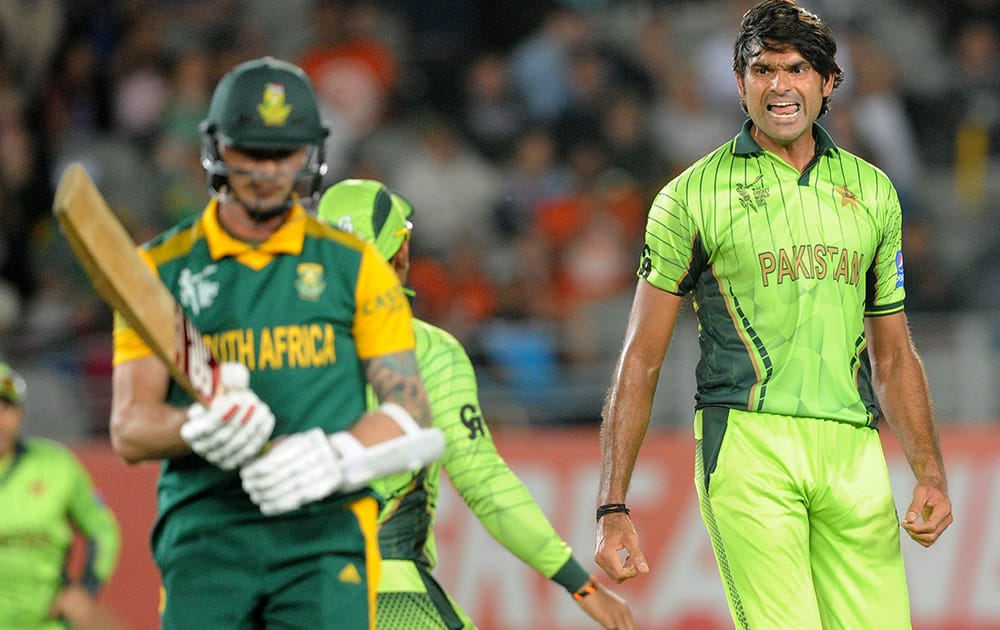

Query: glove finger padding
left=181, top=388, right=275, bottom=470
left=183, top=398, right=242, bottom=448
left=204, top=401, right=275, bottom=470
left=240, top=428, right=344, bottom=515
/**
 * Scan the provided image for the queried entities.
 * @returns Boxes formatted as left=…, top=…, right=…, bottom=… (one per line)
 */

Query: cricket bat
left=53, top=162, right=218, bottom=405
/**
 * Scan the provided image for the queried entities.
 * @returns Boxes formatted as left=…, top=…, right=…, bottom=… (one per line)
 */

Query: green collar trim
left=732, top=119, right=839, bottom=157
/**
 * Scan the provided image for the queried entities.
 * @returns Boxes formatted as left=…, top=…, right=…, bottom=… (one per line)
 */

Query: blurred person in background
left=298, top=0, right=404, bottom=183
left=509, top=3, right=593, bottom=124
left=319, top=178, right=636, bottom=630
left=0, top=361, right=122, bottom=629
left=594, top=1, right=952, bottom=628
left=460, top=51, right=528, bottom=162
left=391, top=111, right=501, bottom=262
left=155, top=46, right=215, bottom=225
left=0, top=87, right=50, bottom=311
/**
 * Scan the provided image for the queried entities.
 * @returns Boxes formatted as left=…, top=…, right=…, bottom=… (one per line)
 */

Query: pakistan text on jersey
left=204, top=324, right=337, bottom=369
left=758, top=244, right=864, bottom=288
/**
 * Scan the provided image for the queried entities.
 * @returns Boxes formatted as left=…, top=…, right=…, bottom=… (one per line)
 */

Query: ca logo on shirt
left=178, top=265, right=219, bottom=315
left=461, top=404, right=485, bottom=440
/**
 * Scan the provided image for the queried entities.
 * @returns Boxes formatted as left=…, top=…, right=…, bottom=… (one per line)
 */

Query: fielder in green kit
left=110, top=57, right=442, bottom=629
left=0, top=362, right=121, bottom=629
left=594, top=2, right=953, bottom=628
left=318, top=179, right=636, bottom=630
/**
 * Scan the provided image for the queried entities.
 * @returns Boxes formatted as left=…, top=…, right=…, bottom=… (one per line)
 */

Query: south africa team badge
left=295, top=262, right=326, bottom=301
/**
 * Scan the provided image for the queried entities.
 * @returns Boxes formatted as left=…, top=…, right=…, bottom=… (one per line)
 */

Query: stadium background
left=2, top=0, right=998, bottom=627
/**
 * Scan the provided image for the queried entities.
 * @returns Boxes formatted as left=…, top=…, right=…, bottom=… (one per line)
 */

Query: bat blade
left=53, top=162, right=217, bottom=404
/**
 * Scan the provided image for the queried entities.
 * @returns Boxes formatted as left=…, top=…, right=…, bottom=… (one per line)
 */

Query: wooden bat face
left=53, top=163, right=218, bottom=404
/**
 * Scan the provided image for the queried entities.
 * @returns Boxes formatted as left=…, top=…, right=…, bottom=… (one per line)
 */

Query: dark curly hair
left=732, top=0, right=845, bottom=117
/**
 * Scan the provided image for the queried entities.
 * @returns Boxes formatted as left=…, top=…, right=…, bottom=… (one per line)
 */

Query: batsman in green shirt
left=110, top=57, right=441, bottom=629
left=0, top=362, right=121, bottom=629
left=319, top=180, right=636, bottom=630
left=595, top=2, right=952, bottom=629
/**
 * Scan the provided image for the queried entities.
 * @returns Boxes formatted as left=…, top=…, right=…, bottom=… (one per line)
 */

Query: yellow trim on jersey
left=112, top=248, right=161, bottom=365
left=348, top=496, right=381, bottom=630
left=202, top=199, right=307, bottom=270
left=112, top=312, right=153, bottom=365
left=145, top=219, right=200, bottom=267
left=352, top=241, right=416, bottom=359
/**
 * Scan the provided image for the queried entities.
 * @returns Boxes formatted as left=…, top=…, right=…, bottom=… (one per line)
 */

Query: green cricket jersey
left=642, top=120, right=906, bottom=427
left=0, top=438, right=121, bottom=628
left=371, top=319, right=588, bottom=594
left=113, top=201, right=414, bottom=557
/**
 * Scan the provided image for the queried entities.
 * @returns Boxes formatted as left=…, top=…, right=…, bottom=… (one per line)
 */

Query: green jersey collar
left=732, top=119, right=839, bottom=157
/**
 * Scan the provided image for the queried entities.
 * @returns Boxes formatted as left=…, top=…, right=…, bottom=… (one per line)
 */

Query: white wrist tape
left=378, top=402, right=422, bottom=434
left=327, top=403, right=444, bottom=492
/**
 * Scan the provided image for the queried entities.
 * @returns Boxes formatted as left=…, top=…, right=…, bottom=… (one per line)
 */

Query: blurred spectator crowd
left=0, top=0, right=998, bottom=432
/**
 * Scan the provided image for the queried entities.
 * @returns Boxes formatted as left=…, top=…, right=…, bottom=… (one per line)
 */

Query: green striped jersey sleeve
left=417, top=321, right=577, bottom=583
left=641, top=179, right=702, bottom=295
left=864, top=179, right=906, bottom=315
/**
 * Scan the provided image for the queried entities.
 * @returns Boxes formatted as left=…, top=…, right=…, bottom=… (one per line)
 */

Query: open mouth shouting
left=766, top=102, right=802, bottom=117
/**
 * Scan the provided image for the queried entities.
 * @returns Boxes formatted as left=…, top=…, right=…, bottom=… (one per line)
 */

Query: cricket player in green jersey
left=594, top=2, right=953, bottom=628
left=110, top=57, right=442, bottom=629
left=0, top=361, right=121, bottom=629
left=318, top=179, right=636, bottom=630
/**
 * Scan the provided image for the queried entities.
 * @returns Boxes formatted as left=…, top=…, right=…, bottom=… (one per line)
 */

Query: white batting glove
left=239, top=428, right=344, bottom=515
left=181, top=363, right=275, bottom=470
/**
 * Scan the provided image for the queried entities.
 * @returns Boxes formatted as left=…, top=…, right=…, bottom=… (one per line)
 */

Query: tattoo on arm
left=364, top=351, right=430, bottom=427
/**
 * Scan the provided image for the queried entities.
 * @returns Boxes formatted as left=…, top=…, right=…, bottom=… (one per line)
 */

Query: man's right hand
left=181, top=362, right=275, bottom=470
left=594, top=512, right=649, bottom=583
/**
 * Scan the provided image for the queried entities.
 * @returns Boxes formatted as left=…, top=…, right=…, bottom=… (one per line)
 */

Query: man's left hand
left=240, top=428, right=343, bottom=515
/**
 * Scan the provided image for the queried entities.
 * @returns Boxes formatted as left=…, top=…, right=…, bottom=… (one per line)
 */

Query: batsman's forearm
left=110, top=401, right=192, bottom=463
left=350, top=409, right=407, bottom=445
left=110, top=356, right=194, bottom=463
left=364, top=350, right=432, bottom=428
left=330, top=406, right=444, bottom=492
